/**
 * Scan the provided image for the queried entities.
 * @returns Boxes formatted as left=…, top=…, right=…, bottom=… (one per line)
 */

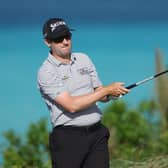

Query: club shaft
left=126, top=70, right=168, bottom=89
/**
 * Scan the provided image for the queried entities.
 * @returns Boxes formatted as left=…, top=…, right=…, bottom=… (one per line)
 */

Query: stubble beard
left=59, top=48, right=71, bottom=59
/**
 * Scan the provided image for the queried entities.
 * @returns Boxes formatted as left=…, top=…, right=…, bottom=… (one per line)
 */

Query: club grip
left=126, top=83, right=137, bottom=89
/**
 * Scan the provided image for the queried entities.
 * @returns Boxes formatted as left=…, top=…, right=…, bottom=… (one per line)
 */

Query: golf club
left=126, top=69, right=168, bottom=89
left=110, top=69, right=168, bottom=100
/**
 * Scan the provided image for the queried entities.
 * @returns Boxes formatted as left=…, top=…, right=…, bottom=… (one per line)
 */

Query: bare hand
left=105, top=82, right=129, bottom=97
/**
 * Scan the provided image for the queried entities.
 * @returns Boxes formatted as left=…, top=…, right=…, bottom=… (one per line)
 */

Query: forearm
left=56, top=82, right=129, bottom=113
left=94, top=86, right=110, bottom=102
left=56, top=87, right=109, bottom=113
left=70, top=87, right=108, bottom=112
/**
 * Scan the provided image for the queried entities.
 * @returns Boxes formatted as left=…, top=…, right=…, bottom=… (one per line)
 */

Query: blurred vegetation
left=1, top=49, right=168, bottom=167
left=155, top=48, right=168, bottom=131
left=1, top=119, right=51, bottom=168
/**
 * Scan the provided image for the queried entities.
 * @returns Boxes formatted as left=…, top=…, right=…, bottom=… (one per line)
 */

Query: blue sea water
left=0, top=22, right=168, bottom=163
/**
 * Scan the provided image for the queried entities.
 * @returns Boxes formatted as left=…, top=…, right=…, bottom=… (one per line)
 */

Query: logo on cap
left=50, top=21, right=66, bottom=32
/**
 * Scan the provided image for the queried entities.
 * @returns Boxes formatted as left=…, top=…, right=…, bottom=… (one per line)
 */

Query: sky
left=1, top=0, right=168, bottom=26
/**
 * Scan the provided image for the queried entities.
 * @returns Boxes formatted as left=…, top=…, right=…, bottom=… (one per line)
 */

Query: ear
left=44, top=39, right=51, bottom=48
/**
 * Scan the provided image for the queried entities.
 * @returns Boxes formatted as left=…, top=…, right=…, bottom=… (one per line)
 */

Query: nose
left=63, top=38, right=68, bottom=43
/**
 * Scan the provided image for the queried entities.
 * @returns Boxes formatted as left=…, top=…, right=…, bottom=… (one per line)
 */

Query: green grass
left=1, top=156, right=168, bottom=168
left=110, top=155, right=168, bottom=168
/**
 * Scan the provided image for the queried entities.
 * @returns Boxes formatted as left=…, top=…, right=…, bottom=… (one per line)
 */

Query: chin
left=63, top=51, right=71, bottom=56
left=62, top=52, right=71, bottom=59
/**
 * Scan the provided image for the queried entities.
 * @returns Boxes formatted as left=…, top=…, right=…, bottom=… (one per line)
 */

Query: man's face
left=46, top=34, right=72, bottom=58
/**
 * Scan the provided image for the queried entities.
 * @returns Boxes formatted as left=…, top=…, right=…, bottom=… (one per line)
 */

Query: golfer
left=37, top=18, right=129, bottom=168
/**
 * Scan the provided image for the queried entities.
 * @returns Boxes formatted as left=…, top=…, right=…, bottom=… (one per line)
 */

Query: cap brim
left=48, top=27, right=75, bottom=40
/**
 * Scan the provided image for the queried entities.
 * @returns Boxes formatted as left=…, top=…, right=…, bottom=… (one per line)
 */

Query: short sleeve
left=37, top=67, right=68, bottom=100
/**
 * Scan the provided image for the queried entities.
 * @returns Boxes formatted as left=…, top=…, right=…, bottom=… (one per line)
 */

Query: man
left=37, top=18, right=129, bottom=168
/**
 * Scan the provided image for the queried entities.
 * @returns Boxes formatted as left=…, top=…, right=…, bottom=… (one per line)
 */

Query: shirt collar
left=47, top=53, right=60, bottom=66
left=47, top=52, right=77, bottom=66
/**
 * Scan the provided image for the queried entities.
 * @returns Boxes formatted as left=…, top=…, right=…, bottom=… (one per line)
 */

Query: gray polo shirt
left=37, top=52, right=102, bottom=127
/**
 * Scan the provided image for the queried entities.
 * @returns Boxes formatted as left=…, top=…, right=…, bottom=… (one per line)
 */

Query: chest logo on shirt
left=77, top=67, right=90, bottom=75
left=62, top=75, right=69, bottom=80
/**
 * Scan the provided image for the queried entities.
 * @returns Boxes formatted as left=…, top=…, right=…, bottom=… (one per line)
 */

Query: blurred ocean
left=0, top=21, right=168, bottom=163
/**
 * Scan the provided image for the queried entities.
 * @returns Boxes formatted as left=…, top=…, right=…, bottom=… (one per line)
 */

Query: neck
left=55, top=55, right=71, bottom=64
